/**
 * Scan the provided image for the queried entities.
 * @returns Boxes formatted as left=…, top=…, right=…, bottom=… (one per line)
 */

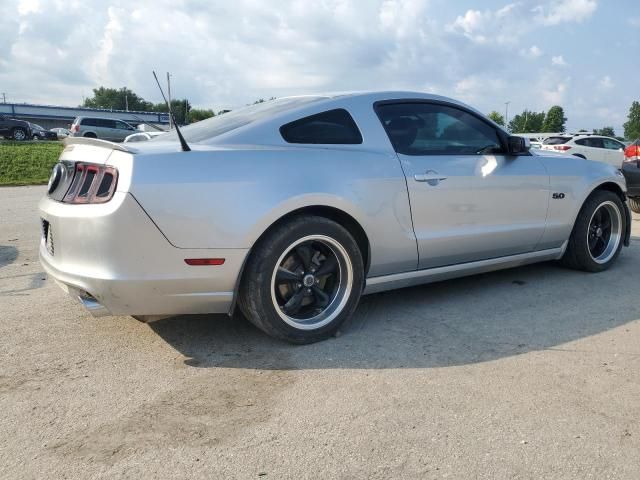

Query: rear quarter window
left=543, top=136, right=571, bottom=145
left=280, top=109, right=363, bottom=144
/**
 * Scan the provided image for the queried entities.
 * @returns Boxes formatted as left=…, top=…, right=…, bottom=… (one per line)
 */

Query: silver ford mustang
left=39, top=91, right=631, bottom=343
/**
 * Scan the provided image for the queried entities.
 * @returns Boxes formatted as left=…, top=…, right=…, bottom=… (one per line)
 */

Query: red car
left=622, top=139, right=640, bottom=213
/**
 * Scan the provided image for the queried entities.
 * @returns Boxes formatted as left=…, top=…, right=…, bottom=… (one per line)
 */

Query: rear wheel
left=83, top=132, right=97, bottom=138
left=239, top=216, right=364, bottom=344
left=561, top=190, right=625, bottom=272
left=11, top=128, right=26, bottom=141
left=629, top=197, right=640, bottom=214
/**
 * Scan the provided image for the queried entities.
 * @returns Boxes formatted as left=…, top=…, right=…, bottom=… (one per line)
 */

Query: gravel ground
left=1, top=185, right=639, bottom=479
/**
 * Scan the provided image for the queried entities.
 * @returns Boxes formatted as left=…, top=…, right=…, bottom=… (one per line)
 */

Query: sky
left=1, top=0, right=638, bottom=133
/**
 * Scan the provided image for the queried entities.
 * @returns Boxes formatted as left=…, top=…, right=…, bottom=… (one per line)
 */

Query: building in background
left=0, top=103, right=170, bottom=131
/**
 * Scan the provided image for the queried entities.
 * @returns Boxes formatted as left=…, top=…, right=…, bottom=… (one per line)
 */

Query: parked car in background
left=29, top=123, right=58, bottom=141
left=70, top=117, right=137, bottom=142
left=40, top=91, right=631, bottom=344
left=540, top=134, right=626, bottom=168
left=124, top=131, right=166, bottom=143
left=0, top=114, right=32, bottom=140
left=622, top=139, right=640, bottom=213
left=51, top=127, right=70, bottom=139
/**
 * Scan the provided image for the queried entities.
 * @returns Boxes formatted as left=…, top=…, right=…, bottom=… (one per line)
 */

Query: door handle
left=414, top=171, right=447, bottom=185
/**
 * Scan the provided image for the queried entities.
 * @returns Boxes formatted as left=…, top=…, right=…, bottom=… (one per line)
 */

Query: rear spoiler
left=63, top=136, right=137, bottom=153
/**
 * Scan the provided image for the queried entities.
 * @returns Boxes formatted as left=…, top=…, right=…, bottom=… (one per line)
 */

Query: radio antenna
left=152, top=70, right=190, bottom=152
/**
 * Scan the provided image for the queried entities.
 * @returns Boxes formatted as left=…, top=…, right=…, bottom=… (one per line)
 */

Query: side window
left=376, top=103, right=503, bottom=155
left=115, top=121, right=131, bottom=130
left=81, top=118, right=97, bottom=127
left=97, top=119, right=116, bottom=129
left=603, top=138, right=623, bottom=150
left=587, top=138, right=605, bottom=149
left=575, top=138, right=588, bottom=146
left=280, top=109, right=362, bottom=144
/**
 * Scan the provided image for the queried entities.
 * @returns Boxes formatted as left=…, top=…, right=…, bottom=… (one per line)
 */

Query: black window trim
left=279, top=108, right=363, bottom=145
left=373, top=99, right=527, bottom=156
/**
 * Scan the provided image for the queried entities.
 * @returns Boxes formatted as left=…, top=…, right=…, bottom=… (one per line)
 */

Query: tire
left=83, top=132, right=97, bottom=138
left=561, top=190, right=625, bottom=272
left=629, top=198, right=640, bottom=214
left=239, top=216, right=364, bottom=344
left=11, top=128, right=26, bottom=141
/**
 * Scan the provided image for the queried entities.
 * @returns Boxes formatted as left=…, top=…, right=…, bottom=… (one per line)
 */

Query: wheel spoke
left=312, top=286, right=330, bottom=308
left=588, top=234, right=598, bottom=250
left=276, top=267, right=302, bottom=283
left=295, top=245, right=313, bottom=270
left=600, top=214, right=611, bottom=231
left=596, top=236, right=606, bottom=251
left=594, top=208, right=602, bottom=225
left=282, top=290, right=305, bottom=315
left=314, top=255, right=338, bottom=277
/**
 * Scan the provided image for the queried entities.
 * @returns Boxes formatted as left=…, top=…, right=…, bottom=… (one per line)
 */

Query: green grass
left=0, top=141, right=64, bottom=186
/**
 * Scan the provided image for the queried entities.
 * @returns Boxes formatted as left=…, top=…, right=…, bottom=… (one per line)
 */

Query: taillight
left=63, top=162, right=118, bottom=204
left=624, top=145, right=640, bottom=160
left=553, top=145, right=572, bottom=151
left=71, top=124, right=79, bottom=133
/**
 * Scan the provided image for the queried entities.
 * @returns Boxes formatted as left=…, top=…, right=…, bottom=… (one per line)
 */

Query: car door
left=602, top=138, right=625, bottom=168
left=583, top=137, right=606, bottom=162
left=376, top=101, right=549, bottom=269
left=0, top=115, right=8, bottom=135
left=114, top=120, right=134, bottom=142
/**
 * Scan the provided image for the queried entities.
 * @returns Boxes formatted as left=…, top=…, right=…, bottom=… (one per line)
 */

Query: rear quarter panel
left=127, top=147, right=418, bottom=276
left=535, top=152, right=626, bottom=249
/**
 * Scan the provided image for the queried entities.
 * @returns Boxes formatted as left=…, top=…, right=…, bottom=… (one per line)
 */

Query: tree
left=507, top=110, right=545, bottom=133
left=188, top=108, right=215, bottom=123
left=152, top=99, right=191, bottom=125
left=82, top=87, right=153, bottom=111
left=542, top=106, right=567, bottom=133
left=623, top=101, right=640, bottom=140
left=487, top=111, right=504, bottom=126
left=593, top=126, right=615, bottom=137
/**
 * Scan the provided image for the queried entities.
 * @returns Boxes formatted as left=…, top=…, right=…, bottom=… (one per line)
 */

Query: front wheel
left=239, top=216, right=364, bottom=344
left=561, top=190, right=625, bottom=272
left=629, top=197, right=640, bottom=214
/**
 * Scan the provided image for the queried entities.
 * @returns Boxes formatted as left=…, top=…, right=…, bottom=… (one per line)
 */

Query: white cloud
left=551, top=55, right=568, bottom=66
left=599, top=75, right=614, bottom=89
left=529, top=45, right=543, bottom=57
left=628, top=17, right=640, bottom=28
left=17, top=0, right=40, bottom=15
left=534, top=0, right=597, bottom=25
left=538, top=71, right=571, bottom=106
left=447, top=0, right=598, bottom=46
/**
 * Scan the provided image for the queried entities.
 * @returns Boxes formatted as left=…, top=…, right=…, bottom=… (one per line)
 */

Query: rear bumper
left=39, top=192, right=249, bottom=316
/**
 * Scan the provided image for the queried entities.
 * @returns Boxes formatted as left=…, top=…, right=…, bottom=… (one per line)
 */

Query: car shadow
left=0, top=245, right=18, bottom=268
left=148, top=247, right=640, bottom=370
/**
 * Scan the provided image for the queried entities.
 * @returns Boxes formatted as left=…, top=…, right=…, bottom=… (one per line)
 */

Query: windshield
left=155, top=96, right=326, bottom=143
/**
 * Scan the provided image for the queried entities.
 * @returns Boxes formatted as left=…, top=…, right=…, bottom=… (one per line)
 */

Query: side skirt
left=363, top=247, right=565, bottom=295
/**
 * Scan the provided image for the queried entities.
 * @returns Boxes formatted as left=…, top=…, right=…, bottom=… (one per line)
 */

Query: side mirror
left=508, top=135, right=530, bottom=155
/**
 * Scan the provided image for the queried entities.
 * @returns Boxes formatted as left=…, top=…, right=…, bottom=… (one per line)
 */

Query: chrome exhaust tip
left=78, top=294, right=110, bottom=318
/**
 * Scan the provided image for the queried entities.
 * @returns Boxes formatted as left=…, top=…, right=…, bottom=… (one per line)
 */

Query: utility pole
left=1, top=92, right=6, bottom=103
left=125, top=93, right=128, bottom=111
left=504, top=101, right=510, bottom=131
left=167, top=72, right=173, bottom=129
